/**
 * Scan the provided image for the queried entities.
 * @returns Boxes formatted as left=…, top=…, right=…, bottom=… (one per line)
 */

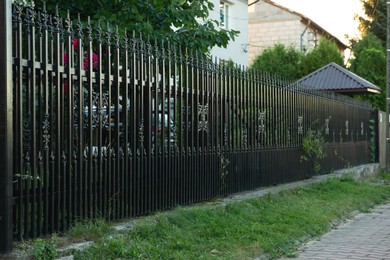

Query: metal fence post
left=386, top=2, right=390, bottom=171
left=0, top=0, right=14, bottom=254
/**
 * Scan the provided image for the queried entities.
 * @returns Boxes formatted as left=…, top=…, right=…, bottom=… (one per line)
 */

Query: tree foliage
left=250, top=40, right=345, bottom=80
left=358, top=0, right=386, bottom=44
left=349, top=34, right=386, bottom=110
left=299, top=39, right=344, bottom=76
left=32, top=0, right=238, bottom=54
left=250, top=44, right=303, bottom=80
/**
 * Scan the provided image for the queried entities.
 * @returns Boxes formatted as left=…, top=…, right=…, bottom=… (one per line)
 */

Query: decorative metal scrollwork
left=13, top=3, right=23, bottom=24
left=139, top=120, right=145, bottom=148
left=53, top=5, right=62, bottom=33
left=345, top=120, right=349, bottom=135
left=64, top=11, right=72, bottom=34
left=224, top=123, right=228, bottom=146
left=24, top=115, right=31, bottom=152
left=258, top=111, right=266, bottom=134
left=172, top=125, right=177, bottom=148
left=325, top=118, right=330, bottom=135
left=119, top=147, right=124, bottom=159
left=339, top=131, right=343, bottom=143
left=333, top=130, right=336, bottom=143
left=182, top=105, right=192, bottom=131
left=287, top=129, right=291, bottom=144
left=298, top=115, right=303, bottom=135
left=242, top=129, right=248, bottom=147
left=198, top=104, right=208, bottom=133
left=361, top=122, right=364, bottom=135
left=42, top=114, right=50, bottom=150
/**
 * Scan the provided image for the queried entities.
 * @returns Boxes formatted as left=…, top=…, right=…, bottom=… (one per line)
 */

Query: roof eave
left=331, top=87, right=382, bottom=95
left=300, top=17, right=347, bottom=50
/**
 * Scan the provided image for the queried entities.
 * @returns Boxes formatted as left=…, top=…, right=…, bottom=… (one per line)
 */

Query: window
left=220, top=1, right=229, bottom=29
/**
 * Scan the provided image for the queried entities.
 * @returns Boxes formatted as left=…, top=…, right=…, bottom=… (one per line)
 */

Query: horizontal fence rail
left=11, top=3, right=376, bottom=240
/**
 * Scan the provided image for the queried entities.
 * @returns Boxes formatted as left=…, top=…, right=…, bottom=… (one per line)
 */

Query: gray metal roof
left=295, top=62, right=381, bottom=94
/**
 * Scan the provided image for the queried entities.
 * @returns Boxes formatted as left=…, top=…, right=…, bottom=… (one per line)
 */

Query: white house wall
left=209, top=0, right=249, bottom=67
left=247, top=0, right=342, bottom=66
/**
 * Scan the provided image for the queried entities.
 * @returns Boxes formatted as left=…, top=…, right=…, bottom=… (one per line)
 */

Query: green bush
left=32, top=238, right=58, bottom=260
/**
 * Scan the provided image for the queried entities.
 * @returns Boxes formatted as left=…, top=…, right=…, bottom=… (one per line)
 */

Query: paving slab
left=293, top=202, right=390, bottom=260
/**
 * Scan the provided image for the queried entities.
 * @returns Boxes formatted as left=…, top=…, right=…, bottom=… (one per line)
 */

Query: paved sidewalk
left=293, top=202, right=390, bottom=260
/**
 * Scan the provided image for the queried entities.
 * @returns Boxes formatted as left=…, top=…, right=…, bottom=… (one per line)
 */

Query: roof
left=263, top=0, right=348, bottom=51
left=295, top=62, right=381, bottom=94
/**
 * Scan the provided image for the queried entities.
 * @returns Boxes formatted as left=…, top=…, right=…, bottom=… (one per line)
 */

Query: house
left=247, top=0, right=347, bottom=65
left=295, top=62, right=381, bottom=95
left=209, top=0, right=249, bottom=67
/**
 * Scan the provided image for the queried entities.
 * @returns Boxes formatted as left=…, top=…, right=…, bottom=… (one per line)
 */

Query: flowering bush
left=73, top=38, right=79, bottom=51
left=83, top=52, right=99, bottom=71
left=64, top=39, right=98, bottom=70
left=63, top=38, right=98, bottom=94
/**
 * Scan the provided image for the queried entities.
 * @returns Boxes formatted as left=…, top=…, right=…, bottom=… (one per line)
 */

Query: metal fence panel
left=5, top=3, right=377, bottom=242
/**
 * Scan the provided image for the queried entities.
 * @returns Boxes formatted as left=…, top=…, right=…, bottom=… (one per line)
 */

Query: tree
left=358, top=0, right=386, bottom=44
left=250, top=44, right=303, bottom=80
left=349, top=33, right=384, bottom=62
left=32, top=0, right=238, bottom=54
left=349, top=34, right=386, bottom=110
left=299, top=39, right=344, bottom=76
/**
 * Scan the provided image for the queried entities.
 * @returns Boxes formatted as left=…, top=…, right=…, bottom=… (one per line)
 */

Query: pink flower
left=73, top=38, right=79, bottom=51
left=64, top=81, right=69, bottom=94
left=64, top=51, right=68, bottom=66
left=83, top=52, right=98, bottom=71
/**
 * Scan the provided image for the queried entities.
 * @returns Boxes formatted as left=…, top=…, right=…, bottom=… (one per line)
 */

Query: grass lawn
left=60, top=175, right=390, bottom=259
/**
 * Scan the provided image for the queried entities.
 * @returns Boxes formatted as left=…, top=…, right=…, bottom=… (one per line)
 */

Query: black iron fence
left=3, top=3, right=377, bottom=244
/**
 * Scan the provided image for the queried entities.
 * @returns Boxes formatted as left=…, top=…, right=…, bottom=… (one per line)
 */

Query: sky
left=272, top=0, right=364, bottom=45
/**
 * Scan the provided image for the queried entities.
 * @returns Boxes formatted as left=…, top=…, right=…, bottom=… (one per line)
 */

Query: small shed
left=295, top=62, right=381, bottom=95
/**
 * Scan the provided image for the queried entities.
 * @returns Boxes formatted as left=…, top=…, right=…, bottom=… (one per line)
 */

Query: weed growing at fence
left=73, top=178, right=390, bottom=259
left=68, top=218, right=114, bottom=243
left=32, top=238, right=58, bottom=260
left=380, top=172, right=390, bottom=184
left=301, top=128, right=326, bottom=173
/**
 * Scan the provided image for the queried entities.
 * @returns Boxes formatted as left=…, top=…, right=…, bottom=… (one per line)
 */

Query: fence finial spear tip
left=67, top=10, right=70, bottom=19
left=55, top=5, right=59, bottom=15
left=43, top=2, right=46, bottom=12
left=88, top=16, right=91, bottom=24
left=116, top=25, right=119, bottom=34
left=78, top=13, right=81, bottom=22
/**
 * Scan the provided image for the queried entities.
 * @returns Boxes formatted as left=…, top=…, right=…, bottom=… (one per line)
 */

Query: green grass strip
left=74, top=177, right=390, bottom=259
